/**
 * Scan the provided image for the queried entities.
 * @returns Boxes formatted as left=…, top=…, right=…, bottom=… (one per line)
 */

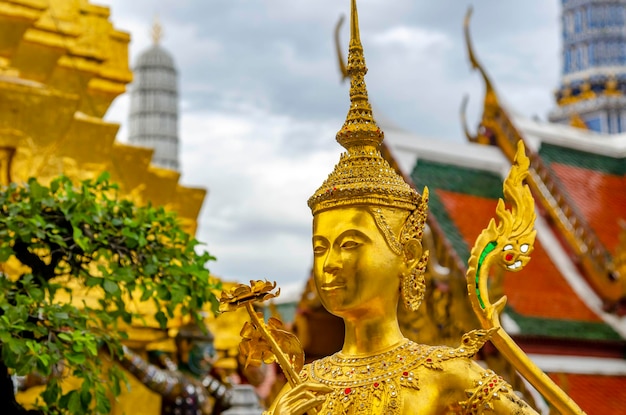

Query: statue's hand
left=273, top=382, right=332, bottom=415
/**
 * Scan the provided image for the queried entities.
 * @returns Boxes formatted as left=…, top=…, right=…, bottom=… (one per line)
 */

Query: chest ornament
left=303, top=331, right=492, bottom=415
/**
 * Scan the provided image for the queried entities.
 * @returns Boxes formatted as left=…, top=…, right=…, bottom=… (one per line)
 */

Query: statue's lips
left=320, top=283, right=346, bottom=291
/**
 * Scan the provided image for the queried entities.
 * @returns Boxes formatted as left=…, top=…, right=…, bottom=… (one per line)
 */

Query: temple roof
left=548, top=373, right=626, bottom=414
left=383, top=130, right=626, bottom=343
left=513, top=115, right=626, bottom=157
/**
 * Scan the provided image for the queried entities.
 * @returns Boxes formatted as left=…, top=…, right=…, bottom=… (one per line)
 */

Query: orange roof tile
left=548, top=373, right=626, bottom=415
left=437, top=189, right=601, bottom=322
left=551, top=163, right=626, bottom=252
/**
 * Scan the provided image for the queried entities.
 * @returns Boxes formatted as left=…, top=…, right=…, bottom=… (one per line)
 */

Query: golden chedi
left=266, top=2, right=538, bottom=414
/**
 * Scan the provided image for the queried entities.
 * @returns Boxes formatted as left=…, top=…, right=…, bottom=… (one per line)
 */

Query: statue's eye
left=341, top=240, right=359, bottom=249
left=520, top=244, right=529, bottom=253
left=503, top=244, right=513, bottom=251
left=313, top=245, right=327, bottom=255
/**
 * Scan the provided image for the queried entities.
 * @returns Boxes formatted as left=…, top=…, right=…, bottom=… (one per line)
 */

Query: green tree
left=0, top=173, right=219, bottom=414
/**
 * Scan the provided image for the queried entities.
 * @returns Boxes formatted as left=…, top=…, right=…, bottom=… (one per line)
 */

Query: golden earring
left=401, top=251, right=429, bottom=312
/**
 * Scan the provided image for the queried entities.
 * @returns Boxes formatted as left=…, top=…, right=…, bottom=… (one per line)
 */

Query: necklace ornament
left=304, top=331, right=493, bottom=415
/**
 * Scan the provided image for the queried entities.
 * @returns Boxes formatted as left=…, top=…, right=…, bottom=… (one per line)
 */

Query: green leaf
left=156, top=285, right=171, bottom=300
left=68, top=390, right=82, bottom=414
left=50, top=179, right=60, bottom=194
left=36, top=353, right=50, bottom=368
left=140, top=288, right=153, bottom=302
left=29, top=287, right=44, bottom=302
left=85, top=276, right=101, bottom=287
left=154, top=311, right=167, bottom=329
left=116, top=267, right=134, bottom=283
left=144, top=263, right=158, bottom=276
left=28, top=179, right=47, bottom=200
left=80, top=388, right=92, bottom=408
left=66, top=352, right=86, bottom=365
left=53, top=312, right=69, bottom=320
left=96, top=387, right=112, bottom=414
left=86, top=341, right=98, bottom=356
left=103, top=279, right=119, bottom=295
left=96, top=171, right=110, bottom=184
left=0, top=245, right=12, bottom=262
left=73, top=226, right=88, bottom=251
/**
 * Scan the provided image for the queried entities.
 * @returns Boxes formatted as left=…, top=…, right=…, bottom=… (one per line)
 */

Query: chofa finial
left=335, top=0, right=383, bottom=150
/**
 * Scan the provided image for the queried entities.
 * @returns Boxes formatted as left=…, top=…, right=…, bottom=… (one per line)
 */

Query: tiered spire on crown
left=335, top=0, right=383, bottom=149
left=308, top=0, right=421, bottom=215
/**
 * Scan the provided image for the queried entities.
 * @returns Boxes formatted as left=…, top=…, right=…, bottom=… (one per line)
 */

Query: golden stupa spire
left=152, top=15, right=163, bottom=45
left=335, top=0, right=383, bottom=150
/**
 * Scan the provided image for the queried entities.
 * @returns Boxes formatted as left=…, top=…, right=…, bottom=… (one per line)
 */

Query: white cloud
left=371, top=26, right=451, bottom=51
left=178, top=107, right=339, bottom=285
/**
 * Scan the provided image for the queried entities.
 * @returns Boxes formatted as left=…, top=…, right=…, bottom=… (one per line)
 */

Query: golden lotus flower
left=219, top=279, right=303, bottom=388
left=239, top=317, right=275, bottom=368
left=239, top=315, right=304, bottom=374
left=218, top=280, right=280, bottom=312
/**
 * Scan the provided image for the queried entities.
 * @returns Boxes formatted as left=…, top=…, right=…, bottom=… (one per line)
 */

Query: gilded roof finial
left=464, top=7, right=498, bottom=109
left=335, top=0, right=383, bottom=150
left=152, top=15, right=163, bottom=45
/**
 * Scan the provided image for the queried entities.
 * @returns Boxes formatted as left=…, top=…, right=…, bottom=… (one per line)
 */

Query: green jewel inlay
left=476, top=241, right=497, bottom=309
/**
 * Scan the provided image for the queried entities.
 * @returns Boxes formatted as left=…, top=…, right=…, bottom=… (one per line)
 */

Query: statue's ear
left=403, top=238, right=423, bottom=268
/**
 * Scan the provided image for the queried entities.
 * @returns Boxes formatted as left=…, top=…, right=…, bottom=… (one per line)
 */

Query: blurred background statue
left=121, top=323, right=232, bottom=415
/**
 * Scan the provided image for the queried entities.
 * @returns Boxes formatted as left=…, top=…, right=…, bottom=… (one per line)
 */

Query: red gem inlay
left=426, top=358, right=432, bottom=362
left=402, top=372, right=409, bottom=377
left=505, top=253, right=514, bottom=261
left=344, top=388, right=351, bottom=395
left=373, top=382, right=379, bottom=388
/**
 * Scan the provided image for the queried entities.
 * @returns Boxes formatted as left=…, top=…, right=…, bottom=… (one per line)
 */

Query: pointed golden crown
left=308, top=0, right=421, bottom=215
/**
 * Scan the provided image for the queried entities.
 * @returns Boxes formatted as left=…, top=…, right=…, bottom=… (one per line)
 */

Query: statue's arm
left=120, top=346, right=231, bottom=408
left=456, top=361, right=539, bottom=415
left=489, top=389, right=538, bottom=414
left=119, top=345, right=184, bottom=399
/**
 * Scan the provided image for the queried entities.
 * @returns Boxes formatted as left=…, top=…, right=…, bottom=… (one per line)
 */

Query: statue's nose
left=323, top=248, right=341, bottom=275
left=323, top=263, right=340, bottom=276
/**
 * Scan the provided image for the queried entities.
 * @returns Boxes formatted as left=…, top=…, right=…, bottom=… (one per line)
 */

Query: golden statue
left=262, top=2, right=534, bottom=413
left=220, top=2, right=587, bottom=414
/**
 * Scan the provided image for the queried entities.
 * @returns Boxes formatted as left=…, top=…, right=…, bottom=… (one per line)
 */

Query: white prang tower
left=128, top=19, right=180, bottom=170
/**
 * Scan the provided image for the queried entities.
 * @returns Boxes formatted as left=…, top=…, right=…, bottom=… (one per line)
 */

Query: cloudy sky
left=101, top=0, right=561, bottom=293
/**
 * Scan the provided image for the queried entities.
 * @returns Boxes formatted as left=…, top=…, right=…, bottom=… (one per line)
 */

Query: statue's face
left=312, top=207, right=405, bottom=319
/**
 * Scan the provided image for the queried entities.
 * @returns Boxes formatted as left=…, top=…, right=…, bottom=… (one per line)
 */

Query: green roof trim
left=539, top=143, right=626, bottom=175
left=424, top=187, right=472, bottom=260
left=410, top=160, right=503, bottom=262
left=505, top=306, right=623, bottom=341
left=411, top=160, right=504, bottom=198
